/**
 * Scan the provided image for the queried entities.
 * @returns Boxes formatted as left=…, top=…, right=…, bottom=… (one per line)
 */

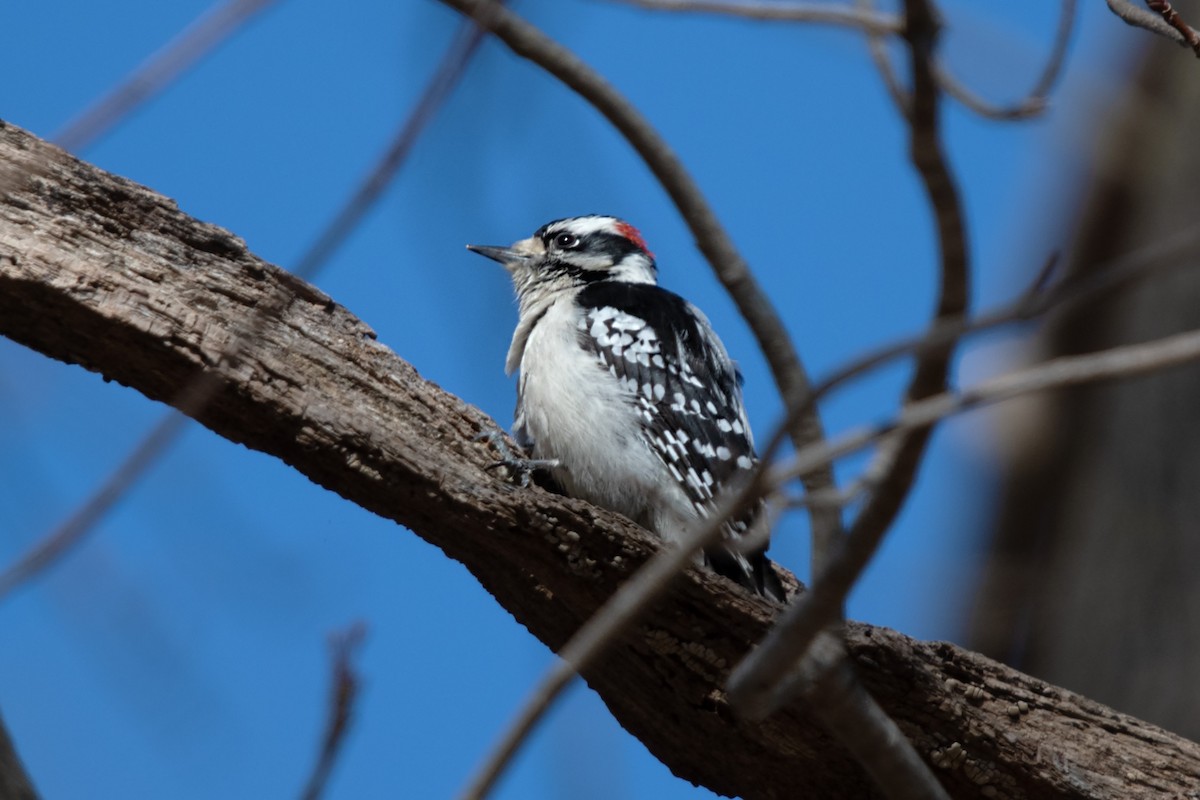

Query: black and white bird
left=469, top=215, right=784, bottom=601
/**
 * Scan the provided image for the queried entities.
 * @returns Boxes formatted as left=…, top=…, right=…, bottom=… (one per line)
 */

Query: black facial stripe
left=534, top=260, right=610, bottom=285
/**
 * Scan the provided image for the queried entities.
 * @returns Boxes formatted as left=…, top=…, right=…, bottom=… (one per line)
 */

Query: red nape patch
left=615, top=221, right=654, bottom=258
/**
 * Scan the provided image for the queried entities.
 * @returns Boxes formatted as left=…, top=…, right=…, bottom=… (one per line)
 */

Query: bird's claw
left=474, top=428, right=559, bottom=488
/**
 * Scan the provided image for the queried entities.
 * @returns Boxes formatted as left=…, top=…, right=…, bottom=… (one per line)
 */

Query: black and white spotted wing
left=573, top=282, right=759, bottom=534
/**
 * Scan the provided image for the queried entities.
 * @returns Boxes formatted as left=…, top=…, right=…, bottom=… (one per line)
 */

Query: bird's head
left=468, top=215, right=657, bottom=309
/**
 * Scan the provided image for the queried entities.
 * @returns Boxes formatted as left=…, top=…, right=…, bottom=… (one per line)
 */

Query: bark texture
left=2, top=119, right=1198, bottom=799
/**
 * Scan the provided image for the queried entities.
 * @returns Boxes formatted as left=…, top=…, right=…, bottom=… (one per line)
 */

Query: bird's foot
left=474, top=428, right=559, bottom=488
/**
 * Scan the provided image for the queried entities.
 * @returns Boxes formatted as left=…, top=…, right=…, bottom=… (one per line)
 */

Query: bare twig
left=783, top=326, right=1200, bottom=500
left=933, top=0, right=1076, bottom=120
left=781, top=479, right=869, bottom=513
left=787, top=0, right=966, bottom=609
left=825, top=0, right=967, bottom=594
left=54, top=0, right=280, bottom=152
left=857, top=0, right=910, bottom=116
left=1107, top=0, right=1199, bottom=50
left=1146, top=0, right=1200, bottom=54
left=615, top=0, right=901, bottom=34
left=0, top=17, right=490, bottom=601
left=779, top=223, right=1200, bottom=442
left=299, top=623, right=368, bottom=800
left=0, top=410, right=193, bottom=598
left=726, top=8, right=968, bottom=794
left=627, top=0, right=1077, bottom=122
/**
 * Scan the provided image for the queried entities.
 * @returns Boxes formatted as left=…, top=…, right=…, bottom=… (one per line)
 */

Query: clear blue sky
left=0, top=2, right=1140, bottom=798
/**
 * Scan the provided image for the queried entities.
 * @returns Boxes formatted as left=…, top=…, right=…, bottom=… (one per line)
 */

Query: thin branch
left=788, top=0, right=967, bottom=607
left=0, top=16, right=490, bottom=601
left=300, top=622, right=368, bottom=800
left=1107, top=0, right=1197, bottom=50
left=781, top=479, right=868, bottom=513
left=786, top=326, right=1200, bottom=506
left=1026, top=0, right=1079, bottom=100
left=933, top=0, right=1076, bottom=121
left=53, top=0, right=280, bottom=152
left=778, top=222, right=1200, bottom=452
left=1146, top=0, right=1200, bottom=55
left=289, top=18, right=493, bottom=278
left=626, top=0, right=1077, bottom=123
left=0, top=410, right=193, bottom=598
left=726, top=8, right=968, bottom=794
left=615, top=0, right=901, bottom=34
left=819, top=0, right=967, bottom=592
left=858, top=0, right=910, bottom=116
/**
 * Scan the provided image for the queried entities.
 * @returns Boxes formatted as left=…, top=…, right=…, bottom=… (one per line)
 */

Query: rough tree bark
left=2, top=119, right=1198, bottom=799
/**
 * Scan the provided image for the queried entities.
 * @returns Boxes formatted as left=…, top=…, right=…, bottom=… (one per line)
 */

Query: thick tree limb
left=2, top=121, right=1198, bottom=799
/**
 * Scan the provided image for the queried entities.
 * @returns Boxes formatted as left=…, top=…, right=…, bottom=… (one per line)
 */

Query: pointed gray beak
left=466, top=244, right=530, bottom=268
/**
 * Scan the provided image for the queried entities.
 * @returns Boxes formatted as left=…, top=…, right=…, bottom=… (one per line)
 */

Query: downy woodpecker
left=469, top=215, right=784, bottom=601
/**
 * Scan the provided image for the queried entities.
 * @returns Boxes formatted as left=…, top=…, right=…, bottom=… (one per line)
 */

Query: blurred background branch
left=969, top=2, right=1200, bottom=741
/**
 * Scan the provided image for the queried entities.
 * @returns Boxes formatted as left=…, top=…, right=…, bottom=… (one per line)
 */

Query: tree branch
left=2, top=120, right=1198, bottom=799
left=614, top=0, right=901, bottom=34
left=933, top=0, right=1076, bottom=121
left=300, top=623, right=367, bottom=800
left=729, top=0, right=971, bottom=718
left=623, top=0, right=1077, bottom=122
left=54, top=0, right=280, bottom=152
left=1107, top=0, right=1200, bottom=53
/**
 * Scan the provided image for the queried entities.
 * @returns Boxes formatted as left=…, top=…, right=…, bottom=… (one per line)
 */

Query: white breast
left=516, top=297, right=695, bottom=540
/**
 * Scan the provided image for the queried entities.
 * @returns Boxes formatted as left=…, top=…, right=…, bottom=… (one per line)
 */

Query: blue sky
left=0, top=2, right=1142, bottom=798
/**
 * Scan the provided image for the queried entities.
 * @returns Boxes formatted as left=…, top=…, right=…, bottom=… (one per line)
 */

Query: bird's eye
left=554, top=232, right=580, bottom=249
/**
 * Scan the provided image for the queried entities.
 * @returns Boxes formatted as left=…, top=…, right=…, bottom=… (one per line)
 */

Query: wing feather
left=574, top=284, right=758, bottom=534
